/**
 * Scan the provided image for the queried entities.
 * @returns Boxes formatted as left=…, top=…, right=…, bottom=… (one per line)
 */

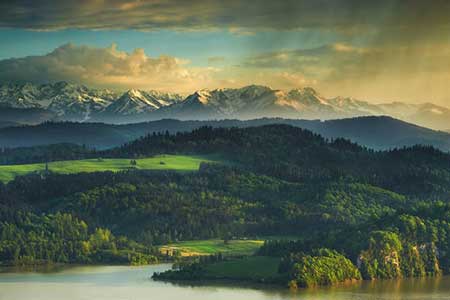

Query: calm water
left=1, top=264, right=450, bottom=300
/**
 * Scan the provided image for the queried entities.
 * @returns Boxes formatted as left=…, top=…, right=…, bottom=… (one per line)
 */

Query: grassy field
left=160, top=239, right=264, bottom=257
left=204, top=256, right=281, bottom=281
left=0, top=154, right=217, bottom=183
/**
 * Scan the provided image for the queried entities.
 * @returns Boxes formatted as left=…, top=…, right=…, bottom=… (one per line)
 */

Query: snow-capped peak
left=1, top=82, right=449, bottom=130
left=194, top=89, right=212, bottom=104
left=0, top=82, right=117, bottom=120
left=289, top=87, right=318, bottom=96
left=127, top=89, right=144, bottom=99
left=103, top=88, right=183, bottom=115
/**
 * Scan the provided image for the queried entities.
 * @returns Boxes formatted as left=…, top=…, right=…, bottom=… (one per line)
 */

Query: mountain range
left=0, top=81, right=449, bottom=131
left=0, top=82, right=183, bottom=123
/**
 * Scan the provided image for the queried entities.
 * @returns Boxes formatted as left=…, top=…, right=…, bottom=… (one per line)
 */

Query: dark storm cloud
left=0, top=0, right=448, bottom=35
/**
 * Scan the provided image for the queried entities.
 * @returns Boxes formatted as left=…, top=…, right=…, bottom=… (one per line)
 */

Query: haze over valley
left=1, top=81, right=449, bottom=131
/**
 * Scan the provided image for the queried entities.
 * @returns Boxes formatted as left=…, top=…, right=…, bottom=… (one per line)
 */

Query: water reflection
left=0, top=265, right=449, bottom=300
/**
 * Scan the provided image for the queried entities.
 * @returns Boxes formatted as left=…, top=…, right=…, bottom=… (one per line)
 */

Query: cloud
left=207, top=65, right=318, bottom=91
left=0, top=41, right=449, bottom=106
left=266, top=71, right=318, bottom=89
left=241, top=43, right=368, bottom=78
left=1, top=0, right=448, bottom=37
left=0, top=43, right=215, bottom=92
left=238, top=41, right=450, bottom=106
left=0, top=42, right=319, bottom=93
left=318, top=44, right=450, bottom=105
left=2, top=0, right=449, bottom=105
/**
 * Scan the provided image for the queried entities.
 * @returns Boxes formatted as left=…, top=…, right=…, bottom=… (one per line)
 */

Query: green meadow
left=160, top=239, right=264, bottom=257
left=203, top=256, right=281, bottom=281
left=0, top=154, right=216, bottom=183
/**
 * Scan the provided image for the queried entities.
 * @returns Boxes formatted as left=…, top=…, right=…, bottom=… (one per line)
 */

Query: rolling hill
left=0, top=116, right=449, bottom=152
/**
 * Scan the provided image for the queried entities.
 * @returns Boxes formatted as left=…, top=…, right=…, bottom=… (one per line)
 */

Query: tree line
left=1, top=124, right=450, bottom=281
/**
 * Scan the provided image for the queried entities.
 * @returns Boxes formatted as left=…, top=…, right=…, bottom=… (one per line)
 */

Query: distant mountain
left=0, top=106, right=56, bottom=125
left=303, top=116, right=450, bottom=151
left=0, top=121, right=19, bottom=128
left=0, top=81, right=117, bottom=121
left=0, top=82, right=182, bottom=123
left=155, top=85, right=296, bottom=120
left=0, top=82, right=449, bottom=130
left=101, top=89, right=182, bottom=118
left=154, top=86, right=450, bottom=130
left=153, top=86, right=361, bottom=120
left=377, top=102, right=450, bottom=132
left=0, top=117, right=449, bottom=152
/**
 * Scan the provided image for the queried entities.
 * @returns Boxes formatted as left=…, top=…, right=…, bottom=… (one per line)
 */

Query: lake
left=0, top=264, right=449, bottom=300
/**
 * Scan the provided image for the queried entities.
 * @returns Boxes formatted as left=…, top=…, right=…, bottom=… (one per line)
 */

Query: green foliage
left=160, top=239, right=263, bottom=256
left=359, top=231, right=403, bottom=279
left=359, top=228, right=441, bottom=280
left=203, top=256, right=281, bottom=281
left=0, top=211, right=158, bottom=266
left=1, top=166, right=411, bottom=245
left=0, top=143, right=94, bottom=165
left=2, top=124, right=450, bottom=285
left=110, top=125, right=450, bottom=200
left=282, top=249, right=361, bottom=288
left=0, top=155, right=217, bottom=183
left=153, top=256, right=282, bottom=283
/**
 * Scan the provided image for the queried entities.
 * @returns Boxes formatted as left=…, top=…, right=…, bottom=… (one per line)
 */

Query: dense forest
left=0, top=210, right=159, bottom=266
left=0, top=143, right=95, bottom=165
left=108, top=125, right=450, bottom=199
left=2, top=116, right=450, bottom=151
left=1, top=124, right=450, bottom=286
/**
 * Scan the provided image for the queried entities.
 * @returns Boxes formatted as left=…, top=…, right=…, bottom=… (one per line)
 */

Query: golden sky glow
left=0, top=0, right=449, bottom=106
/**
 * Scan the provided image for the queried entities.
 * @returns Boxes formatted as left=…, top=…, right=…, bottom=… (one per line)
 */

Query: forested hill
left=2, top=124, right=450, bottom=283
left=1, top=116, right=449, bottom=151
left=109, top=125, right=450, bottom=199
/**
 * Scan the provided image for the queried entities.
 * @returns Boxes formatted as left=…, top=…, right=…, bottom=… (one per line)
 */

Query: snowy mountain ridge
left=0, top=82, right=448, bottom=130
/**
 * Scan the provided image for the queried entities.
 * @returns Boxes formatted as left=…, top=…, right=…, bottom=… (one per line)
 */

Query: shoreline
left=1, top=262, right=447, bottom=292
left=0, top=261, right=171, bottom=273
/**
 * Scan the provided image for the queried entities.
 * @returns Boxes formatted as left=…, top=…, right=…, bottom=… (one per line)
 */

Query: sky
left=0, top=0, right=449, bottom=106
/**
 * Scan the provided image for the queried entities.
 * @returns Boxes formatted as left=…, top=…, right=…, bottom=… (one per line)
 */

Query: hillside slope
left=0, top=117, right=449, bottom=151
left=2, top=124, right=450, bottom=280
